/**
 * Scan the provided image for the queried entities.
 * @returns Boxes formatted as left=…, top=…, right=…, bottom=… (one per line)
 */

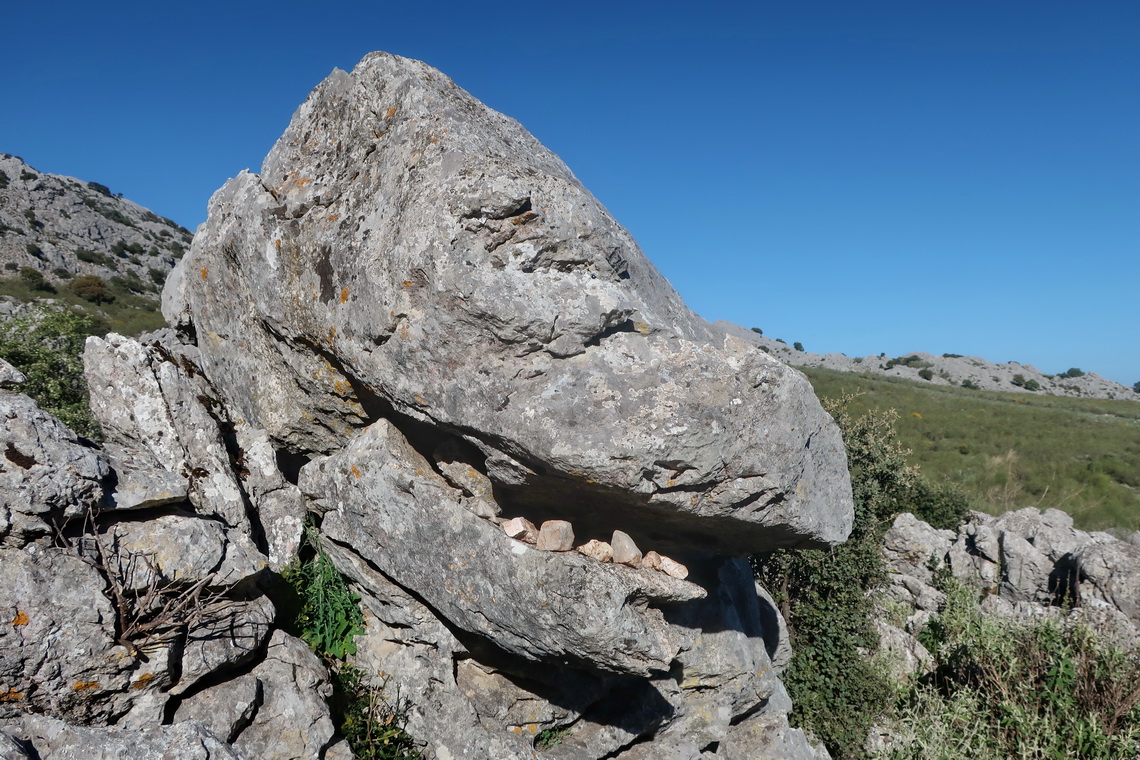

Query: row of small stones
left=499, top=517, right=689, bottom=580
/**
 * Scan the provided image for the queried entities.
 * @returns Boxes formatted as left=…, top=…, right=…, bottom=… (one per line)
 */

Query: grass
left=802, top=367, right=1140, bottom=532
left=0, top=275, right=166, bottom=335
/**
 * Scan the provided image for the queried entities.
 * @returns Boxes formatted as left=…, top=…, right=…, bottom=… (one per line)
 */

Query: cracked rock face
left=1, top=52, right=849, bottom=760
left=165, top=51, right=852, bottom=556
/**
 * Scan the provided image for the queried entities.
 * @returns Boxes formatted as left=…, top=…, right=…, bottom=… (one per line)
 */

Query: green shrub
left=19, top=267, right=55, bottom=293
left=19, top=171, right=35, bottom=181
left=3, top=262, right=16, bottom=271
left=70, top=275, right=115, bottom=304
left=282, top=524, right=365, bottom=660
left=1062, top=367, right=1086, bottom=378
left=1011, top=373, right=1027, bottom=387
left=917, top=368, right=934, bottom=381
left=961, top=379, right=980, bottom=390
left=750, top=327, right=763, bottom=335
left=1023, top=378, right=1041, bottom=391
left=793, top=341, right=805, bottom=352
left=876, top=575, right=1140, bottom=759
left=0, top=304, right=101, bottom=438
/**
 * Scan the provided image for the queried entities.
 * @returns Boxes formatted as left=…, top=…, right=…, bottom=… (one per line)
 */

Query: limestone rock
left=231, top=630, right=339, bottom=760
left=577, top=539, right=613, bottom=563
left=83, top=332, right=250, bottom=532
left=537, top=520, right=575, bottom=551
left=0, top=547, right=134, bottom=723
left=302, top=419, right=705, bottom=676
left=0, top=391, right=108, bottom=547
left=612, top=530, right=643, bottom=567
left=0, top=359, right=26, bottom=386
left=166, top=51, right=852, bottom=556
left=0, top=714, right=241, bottom=760
left=503, top=516, right=538, bottom=544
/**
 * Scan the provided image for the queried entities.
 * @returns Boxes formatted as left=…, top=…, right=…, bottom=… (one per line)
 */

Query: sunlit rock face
left=165, top=51, right=852, bottom=557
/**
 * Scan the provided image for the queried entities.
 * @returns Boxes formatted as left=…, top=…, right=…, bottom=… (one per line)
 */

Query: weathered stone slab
left=165, top=51, right=852, bottom=555
left=301, top=419, right=704, bottom=676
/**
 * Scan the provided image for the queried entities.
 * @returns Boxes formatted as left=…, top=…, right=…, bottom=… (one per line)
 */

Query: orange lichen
left=11, top=611, right=28, bottom=626
left=327, top=213, right=340, bottom=222
left=402, top=280, right=414, bottom=287
left=131, top=673, right=155, bottom=691
left=0, top=689, right=23, bottom=702
left=386, top=107, right=397, bottom=118
left=340, top=288, right=350, bottom=304
left=72, top=681, right=100, bottom=691
left=293, top=177, right=312, bottom=188
left=351, top=465, right=361, bottom=479
left=199, top=267, right=208, bottom=281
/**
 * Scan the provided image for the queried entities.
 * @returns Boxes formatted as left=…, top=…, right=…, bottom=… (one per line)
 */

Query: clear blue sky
left=3, top=1, right=1137, bottom=385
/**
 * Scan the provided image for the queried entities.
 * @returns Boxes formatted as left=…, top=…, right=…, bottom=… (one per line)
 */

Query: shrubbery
left=70, top=275, right=115, bottom=304
left=0, top=304, right=101, bottom=438
left=753, top=396, right=970, bottom=757
left=877, top=574, right=1140, bottom=758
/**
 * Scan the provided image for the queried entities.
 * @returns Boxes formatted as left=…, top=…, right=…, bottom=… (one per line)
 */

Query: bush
left=283, top=524, right=365, bottom=659
left=750, top=327, right=763, bottom=335
left=0, top=304, right=101, bottom=437
left=1134, top=381, right=1140, bottom=394
left=961, top=379, right=980, bottom=390
left=19, top=266, right=55, bottom=293
left=3, top=262, right=16, bottom=271
left=1062, top=367, right=1086, bottom=378
left=1023, top=378, right=1041, bottom=391
left=876, top=575, right=1140, bottom=758
left=793, top=341, right=805, bottom=352
left=70, top=275, right=115, bottom=304
left=917, top=368, right=934, bottom=381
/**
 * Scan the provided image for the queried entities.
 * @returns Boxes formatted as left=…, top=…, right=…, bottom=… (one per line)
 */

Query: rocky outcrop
left=1, top=52, right=850, bottom=759
left=719, top=322, right=1137, bottom=401
left=879, top=507, right=1140, bottom=671
left=0, top=154, right=190, bottom=293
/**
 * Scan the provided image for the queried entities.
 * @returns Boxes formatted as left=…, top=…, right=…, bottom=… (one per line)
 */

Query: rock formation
left=0, top=154, right=190, bottom=294
left=720, top=322, right=1137, bottom=401
left=878, top=507, right=1140, bottom=678
left=0, top=52, right=851, bottom=759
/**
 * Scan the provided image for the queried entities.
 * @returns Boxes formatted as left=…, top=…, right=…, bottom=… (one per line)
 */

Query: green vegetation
left=70, top=275, right=115, bottom=304
left=0, top=304, right=101, bottom=437
left=0, top=273, right=166, bottom=335
left=282, top=524, right=422, bottom=759
left=802, top=367, right=1140, bottom=531
left=19, top=267, right=55, bottom=293
left=283, top=524, right=366, bottom=659
left=535, top=726, right=571, bottom=750
left=793, top=341, right=805, bottom=352
left=876, top=574, right=1140, bottom=758
left=334, top=666, right=423, bottom=760
left=752, top=398, right=969, bottom=758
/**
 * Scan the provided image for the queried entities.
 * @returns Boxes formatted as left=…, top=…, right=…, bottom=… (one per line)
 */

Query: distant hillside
left=799, top=365, right=1140, bottom=532
left=718, top=321, right=1136, bottom=402
left=0, top=154, right=191, bottom=333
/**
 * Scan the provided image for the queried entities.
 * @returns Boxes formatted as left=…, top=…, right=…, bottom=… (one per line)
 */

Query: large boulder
left=164, top=51, right=852, bottom=557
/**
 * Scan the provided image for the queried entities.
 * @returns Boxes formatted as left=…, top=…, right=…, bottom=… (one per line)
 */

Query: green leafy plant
left=0, top=304, right=101, bottom=438
left=283, top=525, right=366, bottom=660
left=70, top=274, right=115, bottom=304
left=535, top=726, right=571, bottom=750
left=877, top=575, right=1140, bottom=758
left=917, top=368, right=934, bottom=381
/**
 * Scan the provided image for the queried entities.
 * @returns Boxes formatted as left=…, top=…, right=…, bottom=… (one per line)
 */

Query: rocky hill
left=0, top=53, right=846, bottom=759
left=0, top=154, right=191, bottom=296
left=718, top=321, right=1136, bottom=401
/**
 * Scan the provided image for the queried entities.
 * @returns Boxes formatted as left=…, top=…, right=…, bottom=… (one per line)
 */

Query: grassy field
left=801, top=367, right=1140, bottom=532
left=0, top=276, right=167, bottom=335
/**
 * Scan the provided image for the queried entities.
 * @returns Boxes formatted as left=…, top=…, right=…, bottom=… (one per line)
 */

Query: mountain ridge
left=718, top=320, right=1137, bottom=402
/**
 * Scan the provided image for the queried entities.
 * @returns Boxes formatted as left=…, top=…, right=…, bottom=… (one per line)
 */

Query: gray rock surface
left=165, top=51, right=852, bottom=556
left=0, top=154, right=190, bottom=292
left=0, top=714, right=242, bottom=760
left=0, top=52, right=856, bottom=760
left=0, top=390, right=108, bottom=547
